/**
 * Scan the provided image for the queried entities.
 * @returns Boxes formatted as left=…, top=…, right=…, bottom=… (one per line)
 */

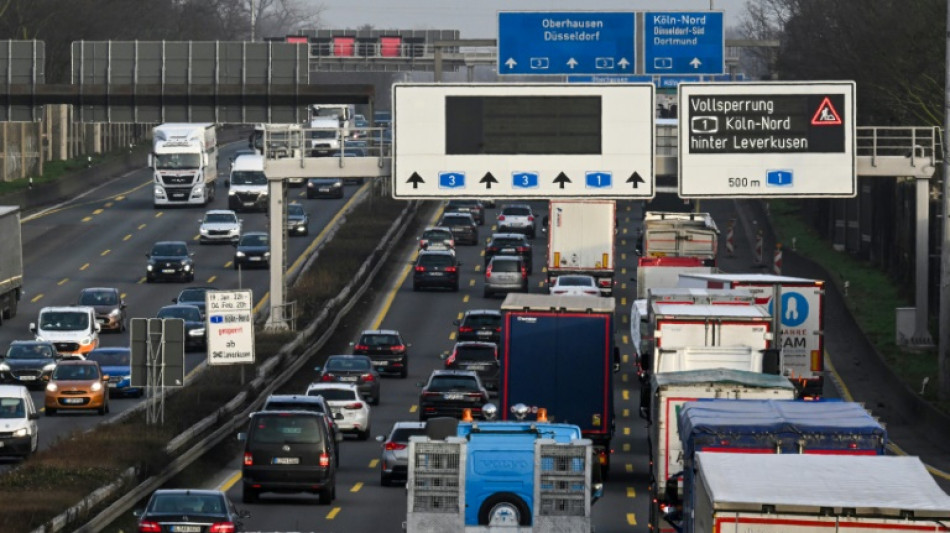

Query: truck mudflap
left=793, top=375, right=824, bottom=399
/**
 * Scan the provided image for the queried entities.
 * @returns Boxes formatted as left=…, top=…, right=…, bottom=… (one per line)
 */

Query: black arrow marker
left=553, top=172, right=572, bottom=189
left=626, top=171, right=645, bottom=189
left=406, top=172, right=424, bottom=189
left=480, top=172, right=498, bottom=189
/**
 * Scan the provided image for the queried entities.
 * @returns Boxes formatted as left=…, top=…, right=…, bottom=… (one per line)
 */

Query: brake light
left=598, top=279, right=611, bottom=287
left=243, top=452, right=253, bottom=466
left=495, top=327, right=501, bottom=332
left=355, top=344, right=369, bottom=351
left=422, top=391, right=441, bottom=398
left=487, top=246, right=498, bottom=253
left=516, top=246, right=528, bottom=253
left=447, top=239, right=455, bottom=247
left=445, top=266, right=457, bottom=273
left=521, top=267, right=527, bottom=279
left=361, top=373, right=376, bottom=382
left=415, top=266, right=426, bottom=272
left=419, top=240, right=428, bottom=249
left=138, top=522, right=162, bottom=533
left=385, top=441, right=408, bottom=451
left=528, top=215, right=534, bottom=221
left=445, top=352, right=457, bottom=366
left=390, top=344, right=406, bottom=352
left=486, top=266, right=492, bottom=278
left=497, top=215, right=505, bottom=221
left=345, top=402, right=364, bottom=409
left=321, top=373, right=335, bottom=382
left=209, top=523, right=236, bottom=533
left=459, top=326, right=474, bottom=333
left=319, top=452, right=331, bottom=467
left=552, top=289, right=566, bottom=295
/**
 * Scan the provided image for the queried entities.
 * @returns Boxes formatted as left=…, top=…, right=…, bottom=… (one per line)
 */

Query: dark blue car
left=86, top=347, right=142, bottom=398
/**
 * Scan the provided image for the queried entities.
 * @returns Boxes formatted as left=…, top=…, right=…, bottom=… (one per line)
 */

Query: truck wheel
left=478, top=493, right=531, bottom=526
left=242, top=484, right=259, bottom=504
left=318, top=483, right=334, bottom=504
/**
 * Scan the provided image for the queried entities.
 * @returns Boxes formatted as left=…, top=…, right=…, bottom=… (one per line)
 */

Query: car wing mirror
left=439, top=352, right=447, bottom=360
left=314, top=365, right=322, bottom=372
left=28, top=412, right=40, bottom=420
left=375, top=435, right=385, bottom=443
left=237, top=432, right=247, bottom=441
left=102, top=374, right=110, bottom=382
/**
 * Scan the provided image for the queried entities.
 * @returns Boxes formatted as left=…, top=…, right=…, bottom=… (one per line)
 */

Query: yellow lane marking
left=626, top=487, right=636, bottom=498
left=449, top=332, right=457, bottom=340
left=480, top=250, right=485, bottom=257
left=57, top=278, right=68, bottom=286
left=155, top=212, right=163, bottom=218
left=80, top=263, right=90, bottom=271
left=458, top=312, right=464, bottom=320
left=326, top=507, right=341, bottom=519
left=123, top=234, right=132, bottom=241
left=622, top=390, right=630, bottom=401
left=101, top=249, right=111, bottom=256
left=622, top=228, right=628, bottom=234
left=627, top=513, right=637, bottom=525
left=625, top=464, right=633, bottom=473
left=225, top=261, right=233, bottom=268
left=621, top=267, right=627, bottom=275
left=622, top=408, right=630, bottom=418
left=474, top=265, right=481, bottom=272
left=621, top=297, right=627, bottom=306
left=193, top=235, right=200, bottom=241
left=219, top=471, right=241, bottom=491
left=116, top=196, right=125, bottom=201
left=350, top=482, right=363, bottom=493
left=621, top=253, right=626, bottom=261
left=369, top=459, right=379, bottom=468
left=491, top=225, right=497, bottom=231
left=138, top=224, right=146, bottom=230
left=625, top=216, right=630, bottom=223
left=410, top=405, right=418, bottom=413
left=622, top=354, right=629, bottom=364
left=622, top=373, right=628, bottom=382
left=31, top=294, right=43, bottom=303
left=541, top=266, right=547, bottom=273
left=623, top=443, right=631, bottom=452
left=469, top=279, right=475, bottom=286
left=207, top=276, right=216, bottom=283
left=538, top=281, right=544, bottom=288
left=463, top=295, right=470, bottom=303
left=621, top=282, right=627, bottom=290
left=621, top=239, right=627, bottom=246
left=82, top=216, right=92, bottom=222
left=623, top=427, right=631, bottom=436
left=121, top=293, right=127, bottom=299
left=626, top=205, right=631, bottom=211
left=93, top=209, right=104, bottom=215
left=622, top=335, right=629, bottom=345
left=105, top=202, right=114, bottom=207
left=622, top=315, right=628, bottom=324
left=138, top=277, right=146, bottom=284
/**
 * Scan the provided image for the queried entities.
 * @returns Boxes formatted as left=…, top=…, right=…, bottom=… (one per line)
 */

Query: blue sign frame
left=498, top=12, right=635, bottom=76
left=644, top=11, right=723, bottom=75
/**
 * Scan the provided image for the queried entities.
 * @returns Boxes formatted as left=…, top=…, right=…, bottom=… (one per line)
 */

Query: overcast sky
left=307, top=1, right=751, bottom=37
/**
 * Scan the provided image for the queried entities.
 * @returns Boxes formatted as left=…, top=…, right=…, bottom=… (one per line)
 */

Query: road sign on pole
left=498, top=12, right=635, bottom=76
left=206, top=289, right=255, bottom=365
left=644, top=11, right=724, bottom=75
left=678, top=82, right=856, bottom=198
left=392, top=83, right=655, bottom=199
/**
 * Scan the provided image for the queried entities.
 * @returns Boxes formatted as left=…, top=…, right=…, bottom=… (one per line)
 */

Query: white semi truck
left=0, top=206, right=23, bottom=326
left=546, top=200, right=616, bottom=296
left=149, top=123, right=218, bottom=207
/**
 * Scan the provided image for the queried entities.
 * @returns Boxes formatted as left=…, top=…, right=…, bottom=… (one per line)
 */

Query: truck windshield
left=310, top=129, right=337, bottom=140
left=154, top=153, right=200, bottom=170
left=315, top=108, right=345, bottom=120
left=39, top=311, right=89, bottom=331
left=230, top=171, right=267, bottom=186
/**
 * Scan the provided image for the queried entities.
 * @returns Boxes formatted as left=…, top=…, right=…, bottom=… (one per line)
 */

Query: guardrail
left=856, top=126, right=942, bottom=167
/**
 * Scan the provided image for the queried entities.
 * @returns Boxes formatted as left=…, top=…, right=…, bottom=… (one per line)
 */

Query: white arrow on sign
left=689, top=57, right=702, bottom=69
left=567, top=58, right=578, bottom=69
left=505, top=58, right=517, bottom=69
left=618, top=57, right=630, bottom=68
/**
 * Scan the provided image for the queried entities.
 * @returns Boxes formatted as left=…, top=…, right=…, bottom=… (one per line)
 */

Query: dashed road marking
left=369, top=459, right=379, bottom=468
left=626, top=487, right=636, bottom=498
left=80, top=263, right=90, bottom=271
left=410, top=405, right=418, bottom=413
left=225, top=261, right=233, bottom=268
left=469, top=279, right=475, bottom=287
left=625, top=464, right=633, bottom=473
left=622, top=390, right=629, bottom=401
left=622, top=443, right=631, bottom=452
left=31, top=294, right=43, bottom=303
left=123, top=234, right=132, bottom=241
left=449, top=332, right=457, bottom=340
left=458, top=312, right=463, bottom=320
left=93, top=208, right=104, bottom=215
left=622, top=373, right=628, bottom=382
left=463, top=295, right=470, bottom=303
left=155, top=212, right=163, bottom=218
left=350, top=482, right=363, bottom=492
left=138, top=224, right=146, bottom=230
left=622, top=335, right=629, bottom=345
left=57, top=278, right=68, bottom=286
left=622, top=354, right=629, bottom=364
left=101, top=249, right=111, bottom=256
left=207, top=276, right=216, bottom=283
left=626, top=513, right=637, bottom=525
left=82, top=216, right=92, bottom=222
left=327, top=507, right=341, bottom=519
left=622, top=408, right=630, bottom=418
left=623, top=427, right=631, bottom=436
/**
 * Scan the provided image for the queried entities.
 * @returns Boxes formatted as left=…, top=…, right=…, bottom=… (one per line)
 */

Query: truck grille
left=161, top=175, right=194, bottom=185
left=53, top=342, right=79, bottom=352
left=537, top=443, right=588, bottom=517
left=410, top=441, right=461, bottom=513
left=236, top=192, right=263, bottom=202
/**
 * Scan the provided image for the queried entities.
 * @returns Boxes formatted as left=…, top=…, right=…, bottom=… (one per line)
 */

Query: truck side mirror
left=29, top=322, right=36, bottom=333
left=761, top=348, right=782, bottom=375
left=147, top=154, right=153, bottom=166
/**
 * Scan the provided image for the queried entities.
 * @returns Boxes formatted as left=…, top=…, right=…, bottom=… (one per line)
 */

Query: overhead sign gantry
left=678, top=81, right=856, bottom=198
left=392, top=83, right=655, bottom=199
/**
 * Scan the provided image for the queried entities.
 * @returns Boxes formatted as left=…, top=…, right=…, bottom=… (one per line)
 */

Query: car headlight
left=42, top=363, right=56, bottom=372
left=200, top=227, right=209, bottom=235
left=46, top=383, right=57, bottom=392
left=183, top=264, right=192, bottom=272
left=235, top=251, right=245, bottom=258
left=190, top=328, right=206, bottom=337
left=0, top=363, right=9, bottom=372
left=91, top=381, right=102, bottom=392
left=153, top=186, right=164, bottom=196
left=332, top=182, right=342, bottom=188
left=12, top=428, right=27, bottom=438
left=109, top=309, right=121, bottom=317
left=79, top=337, right=93, bottom=346
left=228, top=190, right=237, bottom=196
left=147, top=264, right=154, bottom=271
left=264, top=252, right=271, bottom=258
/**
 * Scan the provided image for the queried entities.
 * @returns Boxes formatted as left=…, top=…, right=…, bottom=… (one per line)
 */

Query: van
left=238, top=411, right=337, bottom=504
left=227, top=154, right=268, bottom=212
left=30, top=306, right=100, bottom=356
left=0, top=384, right=39, bottom=457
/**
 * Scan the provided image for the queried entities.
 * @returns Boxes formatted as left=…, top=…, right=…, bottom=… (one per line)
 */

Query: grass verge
left=0, top=192, right=413, bottom=531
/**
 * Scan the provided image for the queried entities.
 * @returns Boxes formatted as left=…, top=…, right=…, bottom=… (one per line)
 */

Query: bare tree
left=246, top=0, right=324, bottom=40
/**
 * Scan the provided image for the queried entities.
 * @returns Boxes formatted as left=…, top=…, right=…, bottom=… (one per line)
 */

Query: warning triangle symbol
left=811, top=97, right=842, bottom=126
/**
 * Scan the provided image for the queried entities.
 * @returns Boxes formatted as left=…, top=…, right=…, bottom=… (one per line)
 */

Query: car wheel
left=98, top=404, right=107, bottom=416
left=318, top=483, right=334, bottom=505
left=483, top=288, right=491, bottom=298
left=358, top=427, right=371, bottom=441
left=242, top=484, right=259, bottom=504
left=45, top=408, right=56, bottom=416
left=400, top=367, right=408, bottom=379
left=381, top=472, right=391, bottom=487
left=452, top=283, right=459, bottom=293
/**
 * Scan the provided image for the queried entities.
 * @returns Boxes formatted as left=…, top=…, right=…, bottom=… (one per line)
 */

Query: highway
left=0, top=143, right=363, bottom=464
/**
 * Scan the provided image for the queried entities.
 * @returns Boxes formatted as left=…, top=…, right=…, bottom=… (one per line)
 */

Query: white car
left=306, top=383, right=372, bottom=440
left=418, top=226, right=455, bottom=253
left=549, top=275, right=600, bottom=296
left=497, top=204, right=537, bottom=238
left=198, top=209, right=242, bottom=244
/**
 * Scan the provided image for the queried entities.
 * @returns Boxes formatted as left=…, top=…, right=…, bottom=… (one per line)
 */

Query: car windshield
left=455, top=346, right=496, bottom=362
left=149, top=493, right=226, bottom=515
left=87, top=350, right=131, bottom=367
left=240, top=234, right=269, bottom=247
left=360, top=334, right=400, bottom=346
left=503, top=207, right=531, bottom=216
left=152, top=243, right=187, bottom=257
left=418, top=255, right=454, bottom=267
left=250, top=415, right=324, bottom=444
left=490, top=259, right=520, bottom=273
left=177, top=289, right=206, bottom=303
left=441, top=216, right=470, bottom=226
left=428, top=376, right=479, bottom=392
left=559, top=276, right=596, bottom=287
left=287, top=204, right=305, bottom=216
left=52, top=364, right=99, bottom=381
left=391, top=427, right=426, bottom=442
left=422, top=230, right=451, bottom=241
left=264, top=400, right=327, bottom=415
left=463, top=314, right=500, bottom=328
left=307, top=387, right=358, bottom=401
left=492, top=238, right=524, bottom=248
left=79, top=290, right=118, bottom=306
left=204, top=213, right=237, bottom=224
left=326, top=358, right=371, bottom=372
left=154, top=153, right=200, bottom=170
left=230, top=170, right=267, bottom=185
left=0, top=398, right=25, bottom=419
left=157, top=306, right=201, bottom=321
left=6, top=343, right=55, bottom=359
left=39, top=311, right=89, bottom=331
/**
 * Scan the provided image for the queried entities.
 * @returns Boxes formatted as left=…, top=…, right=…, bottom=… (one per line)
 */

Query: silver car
left=497, top=204, right=537, bottom=238
left=306, top=383, right=373, bottom=440
left=198, top=209, right=242, bottom=244
left=483, top=255, right=529, bottom=298
left=376, top=421, right=427, bottom=486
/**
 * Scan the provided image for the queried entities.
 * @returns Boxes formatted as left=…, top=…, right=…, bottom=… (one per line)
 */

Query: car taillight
left=485, top=266, right=492, bottom=278
left=598, top=279, right=611, bottom=287
left=445, top=352, right=457, bottom=366
left=415, top=265, right=426, bottom=272
left=459, top=326, right=474, bottom=333
left=487, top=247, right=498, bottom=253
left=243, top=452, right=253, bottom=466
left=209, top=523, right=236, bottom=533
left=552, top=289, right=566, bottom=295
left=390, top=344, right=406, bottom=352
left=495, top=327, right=502, bottom=332
left=319, top=452, right=331, bottom=467
left=516, top=246, right=528, bottom=253
left=447, top=239, right=455, bottom=247
left=355, top=344, right=369, bottom=351
left=385, top=441, right=408, bottom=451
left=361, top=373, right=376, bottom=382
left=138, top=521, right=162, bottom=533
left=521, top=268, right=527, bottom=279
left=497, top=215, right=505, bottom=221
left=422, top=391, right=440, bottom=398
left=345, top=402, right=364, bottom=409
left=445, top=266, right=457, bottom=273
left=419, top=240, right=428, bottom=249
left=321, top=373, right=335, bottom=382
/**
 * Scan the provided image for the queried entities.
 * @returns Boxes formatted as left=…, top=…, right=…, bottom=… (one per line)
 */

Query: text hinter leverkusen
left=690, top=97, right=810, bottom=152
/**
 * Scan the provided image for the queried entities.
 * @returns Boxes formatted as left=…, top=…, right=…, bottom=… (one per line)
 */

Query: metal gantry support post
left=940, top=0, right=950, bottom=400
left=915, top=177, right=934, bottom=346
left=264, top=178, right=289, bottom=331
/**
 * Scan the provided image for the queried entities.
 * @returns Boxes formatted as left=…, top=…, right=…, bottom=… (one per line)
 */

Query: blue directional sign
left=644, top=11, right=723, bottom=75
left=438, top=172, right=465, bottom=189
left=568, top=75, right=652, bottom=84
left=585, top=172, right=613, bottom=189
left=498, top=12, right=635, bottom=76
left=512, top=172, right=540, bottom=189
left=767, top=170, right=794, bottom=187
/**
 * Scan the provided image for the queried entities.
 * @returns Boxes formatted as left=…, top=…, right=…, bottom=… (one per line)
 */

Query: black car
left=307, top=177, right=344, bottom=199
left=77, top=287, right=127, bottom=333
left=446, top=199, right=485, bottom=225
left=439, top=212, right=479, bottom=245
left=239, top=411, right=337, bottom=504
left=484, top=233, right=533, bottom=273
left=418, top=370, right=489, bottom=421
left=442, top=342, right=500, bottom=392
left=145, top=241, right=195, bottom=283
left=173, top=286, right=213, bottom=318
left=286, top=203, right=310, bottom=236
left=0, top=340, right=59, bottom=389
left=412, top=250, right=461, bottom=292
left=233, top=232, right=270, bottom=269
left=156, top=304, right=206, bottom=351
left=261, top=394, right=343, bottom=467
left=135, top=489, right=249, bottom=531
left=352, top=329, right=409, bottom=378
left=454, top=309, right=502, bottom=343
left=315, top=354, right=381, bottom=405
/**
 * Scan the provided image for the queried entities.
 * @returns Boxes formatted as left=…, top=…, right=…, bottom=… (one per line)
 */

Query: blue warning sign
left=768, top=292, right=809, bottom=327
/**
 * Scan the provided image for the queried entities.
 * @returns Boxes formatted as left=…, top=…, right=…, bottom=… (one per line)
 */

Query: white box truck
left=678, top=273, right=825, bottom=397
left=644, top=369, right=796, bottom=533
left=546, top=200, right=616, bottom=296
left=149, top=123, right=218, bottom=207
left=636, top=256, right=715, bottom=299
left=686, top=453, right=950, bottom=533
left=0, top=206, right=23, bottom=325
left=637, top=211, right=718, bottom=264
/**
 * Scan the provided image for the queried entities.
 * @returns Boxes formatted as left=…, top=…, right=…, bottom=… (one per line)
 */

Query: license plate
left=465, top=364, right=489, bottom=371
left=375, top=360, right=389, bottom=366
left=19, top=376, right=36, bottom=381
left=340, top=376, right=358, bottom=382
left=429, top=272, right=444, bottom=277
left=249, top=256, right=262, bottom=261
left=243, top=202, right=255, bottom=206
left=443, top=392, right=464, bottom=400
left=272, top=457, right=300, bottom=465
left=477, top=331, right=491, bottom=337
left=171, top=527, right=201, bottom=533
left=501, top=248, right=516, bottom=253
left=63, top=398, right=84, bottom=404
left=98, top=319, right=108, bottom=324
left=162, top=269, right=176, bottom=274
left=319, top=188, right=331, bottom=192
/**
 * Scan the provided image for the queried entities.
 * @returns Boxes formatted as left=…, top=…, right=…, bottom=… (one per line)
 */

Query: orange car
left=44, top=360, right=110, bottom=416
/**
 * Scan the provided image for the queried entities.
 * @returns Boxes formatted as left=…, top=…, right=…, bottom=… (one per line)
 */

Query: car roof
left=204, top=209, right=237, bottom=215
left=151, top=489, right=225, bottom=498
left=179, top=286, right=213, bottom=293
left=160, top=303, right=202, bottom=312
left=490, top=233, right=527, bottom=240
left=326, top=354, right=372, bottom=361
left=9, top=340, right=56, bottom=346
left=423, top=226, right=453, bottom=232
left=79, top=287, right=119, bottom=293
left=56, top=359, right=99, bottom=367
left=430, top=369, right=479, bottom=378
left=442, top=212, right=474, bottom=218
left=489, top=255, right=523, bottom=262
left=307, top=382, right=360, bottom=392
left=454, top=341, right=498, bottom=348
left=0, top=384, right=31, bottom=397
left=154, top=240, right=188, bottom=246
left=249, top=410, right=321, bottom=419
left=418, top=250, right=456, bottom=258
left=360, top=329, right=400, bottom=336
left=391, top=421, right=427, bottom=430
left=242, top=231, right=268, bottom=237
left=463, top=309, right=501, bottom=317
left=502, top=204, right=531, bottom=209
left=265, top=394, right=327, bottom=405
left=39, top=305, right=95, bottom=313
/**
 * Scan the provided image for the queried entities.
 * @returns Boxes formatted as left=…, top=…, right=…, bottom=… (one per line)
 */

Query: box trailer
left=546, top=200, right=616, bottom=296
left=0, top=206, right=23, bottom=325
